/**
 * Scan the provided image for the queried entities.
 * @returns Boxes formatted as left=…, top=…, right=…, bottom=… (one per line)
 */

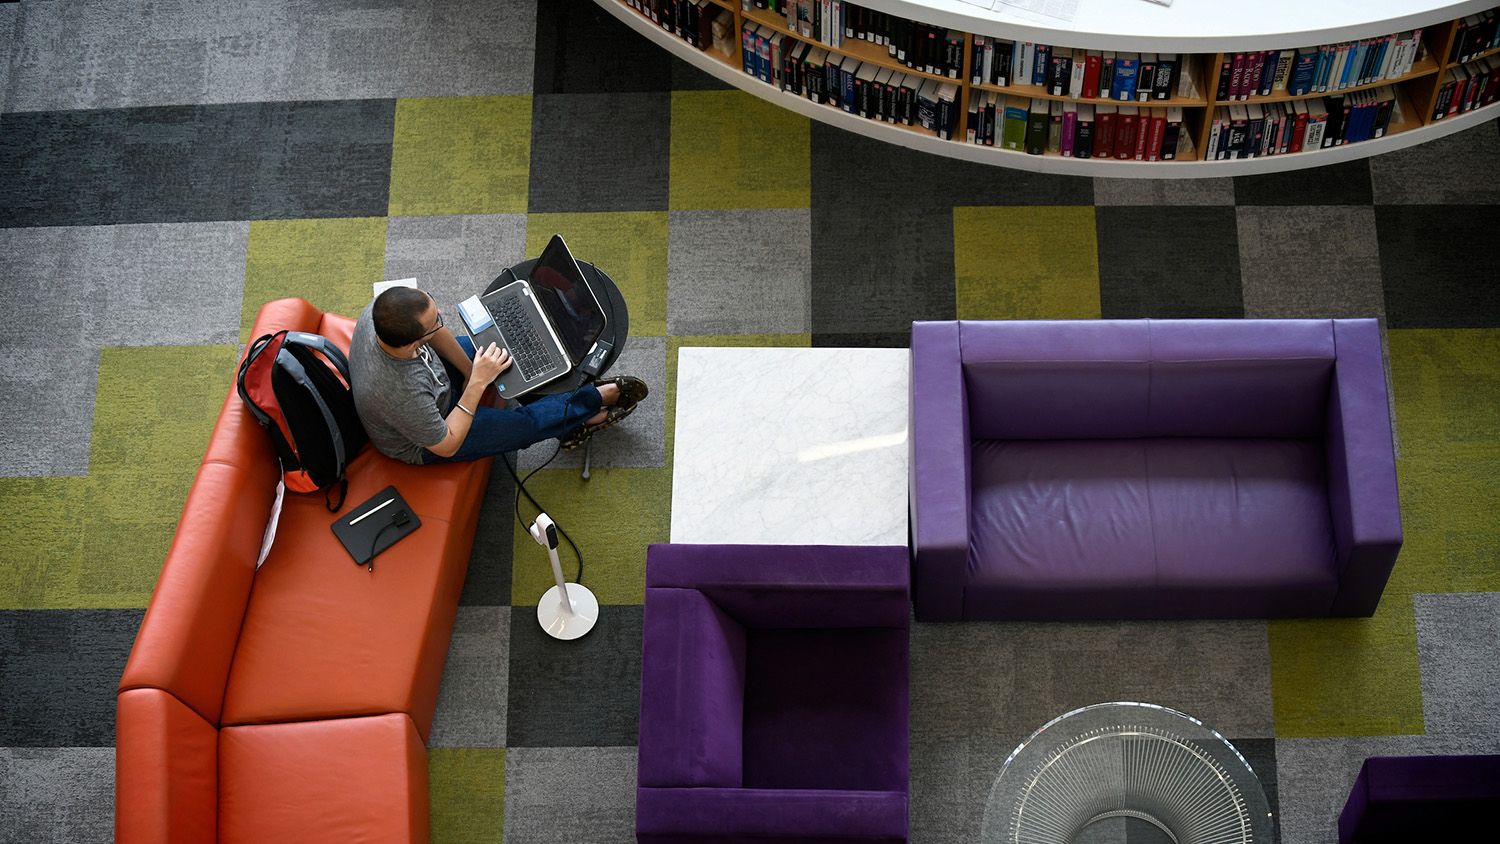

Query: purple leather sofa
left=910, top=318, right=1403, bottom=622
left=1338, top=755, right=1500, bottom=842
left=637, top=544, right=910, bottom=843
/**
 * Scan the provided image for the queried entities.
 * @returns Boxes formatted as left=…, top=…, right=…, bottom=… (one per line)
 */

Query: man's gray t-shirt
left=350, top=303, right=452, bottom=464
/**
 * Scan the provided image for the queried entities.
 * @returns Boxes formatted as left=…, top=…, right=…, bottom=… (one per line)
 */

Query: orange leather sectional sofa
left=116, top=299, right=492, bottom=843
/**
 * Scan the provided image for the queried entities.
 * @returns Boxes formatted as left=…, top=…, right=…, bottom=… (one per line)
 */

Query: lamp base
left=536, top=582, right=599, bottom=640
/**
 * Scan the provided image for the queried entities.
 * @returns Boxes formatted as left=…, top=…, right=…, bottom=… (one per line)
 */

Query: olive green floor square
left=509, top=467, right=671, bottom=606
left=952, top=206, right=1101, bottom=320
left=525, top=212, right=668, bottom=336
left=669, top=90, right=811, bottom=210
left=388, top=96, right=533, bottom=217
left=0, top=346, right=236, bottom=609
left=240, top=217, right=388, bottom=339
left=428, top=747, right=505, bottom=844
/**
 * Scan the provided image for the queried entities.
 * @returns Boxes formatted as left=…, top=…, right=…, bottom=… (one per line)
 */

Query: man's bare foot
left=598, top=383, right=620, bottom=406
left=584, top=409, right=607, bottom=426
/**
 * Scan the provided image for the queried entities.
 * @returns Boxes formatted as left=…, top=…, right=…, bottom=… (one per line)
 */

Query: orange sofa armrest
left=116, top=688, right=218, bottom=844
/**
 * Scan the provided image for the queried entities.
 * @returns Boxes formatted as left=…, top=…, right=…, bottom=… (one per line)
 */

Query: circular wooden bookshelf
left=597, top=0, right=1500, bottom=177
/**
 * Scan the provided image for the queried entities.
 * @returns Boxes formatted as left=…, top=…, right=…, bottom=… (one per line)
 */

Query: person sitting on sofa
left=349, top=286, right=647, bottom=464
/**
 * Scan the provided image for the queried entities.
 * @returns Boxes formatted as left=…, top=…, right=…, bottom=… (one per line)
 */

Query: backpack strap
left=284, top=331, right=352, bottom=384
left=274, top=347, right=347, bottom=474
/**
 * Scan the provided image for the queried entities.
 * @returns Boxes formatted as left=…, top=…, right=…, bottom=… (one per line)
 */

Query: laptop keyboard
left=493, top=296, right=552, bottom=380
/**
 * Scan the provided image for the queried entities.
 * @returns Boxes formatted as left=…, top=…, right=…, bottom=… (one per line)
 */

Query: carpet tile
left=533, top=0, right=678, bottom=95
left=503, top=746, right=637, bottom=842
left=1234, top=158, right=1375, bottom=206
left=667, top=209, right=812, bottom=335
left=515, top=335, right=668, bottom=471
left=461, top=464, right=519, bottom=607
left=505, top=606, right=642, bottom=747
left=1414, top=592, right=1500, bottom=738
left=810, top=330, right=914, bottom=347
left=1370, top=122, right=1500, bottom=205
left=0, top=747, right=115, bottom=842
left=0, top=101, right=395, bottom=228
left=669, top=90, right=812, bottom=210
left=953, top=206, right=1101, bottom=320
left=240, top=217, right=388, bottom=340
left=0, top=610, right=143, bottom=746
left=430, top=607, right=511, bottom=748
left=1236, top=206, right=1384, bottom=318
left=384, top=214, right=530, bottom=309
left=1096, top=206, right=1244, bottom=318
left=0, top=346, right=98, bottom=478
left=525, top=211, right=669, bottom=336
left=388, top=97, right=534, bottom=217
left=428, top=747, right=507, bottom=844
left=1092, top=176, right=1235, bottom=206
left=0, top=2, right=14, bottom=111
left=508, top=467, right=670, bottom=606
left=527, top=92, right=672, bottom=213
left=810, top=202, right=957, bottom=334
left=1377, top=205, right=1500, bottom=328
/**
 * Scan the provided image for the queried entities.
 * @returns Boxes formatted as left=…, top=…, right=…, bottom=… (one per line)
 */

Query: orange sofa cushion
left=115, top=688, right=218, bottom=844
left=218, top=714, right=429, bottom=844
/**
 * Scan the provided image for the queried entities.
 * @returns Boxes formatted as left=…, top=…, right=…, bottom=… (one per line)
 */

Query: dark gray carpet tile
left=1096, top=206, right=1244, bottom=319
left=1233, top=158, right=1374, bottom=206
left=1376, top=204, right=1500, bottom=328
left=1371, top=122, right=1500, bottom=205
left=809, top=204, right=957, bottom=335
left=671, top=54, right=734, bottom=91
left=0, top=100, right=394, bottom=228
left=1231, top=737, right=1282, bottom=843
left=533, top=0, right=674, bottom=94
left=810, top=122, right=1094, bottom=209
left=0, top=610, right=143, bottom=747
left=526, top=92, right=671, bottom=213
left=505, top=605, right=641, bottom=747
left=429, top=606, right=509, bottom=747
left=0, top=2, right=15, bottom=112
left=0, top=748, right=115, bottom=843
left=460, top=469, right=518, bottom=606
left=812, top=331, right=913, bottom=348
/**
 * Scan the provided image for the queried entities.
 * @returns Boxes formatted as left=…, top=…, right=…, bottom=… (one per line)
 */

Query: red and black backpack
left=237, top=331, right=367, bottom=511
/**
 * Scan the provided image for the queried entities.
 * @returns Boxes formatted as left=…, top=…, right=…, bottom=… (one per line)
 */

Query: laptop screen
left=529, top=235, right=606, bottom=363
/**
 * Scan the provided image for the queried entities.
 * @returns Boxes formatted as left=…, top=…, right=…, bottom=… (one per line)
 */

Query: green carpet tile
left=2, top=0, right=1500, bottom=841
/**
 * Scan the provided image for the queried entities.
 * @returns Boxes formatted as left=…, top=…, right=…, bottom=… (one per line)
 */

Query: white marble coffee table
left=670, top=347, right=910, bottom=546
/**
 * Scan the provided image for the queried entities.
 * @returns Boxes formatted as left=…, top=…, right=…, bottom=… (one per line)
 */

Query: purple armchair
left=637, top=544, right=910, bottom=843
left=1338, top=755, right=1500, bottom=842
left=910, top=319, right=1402, bottom=622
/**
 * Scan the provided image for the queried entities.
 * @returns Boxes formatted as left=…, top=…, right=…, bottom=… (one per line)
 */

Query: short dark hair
left=372, top=287, right=433, bottom=347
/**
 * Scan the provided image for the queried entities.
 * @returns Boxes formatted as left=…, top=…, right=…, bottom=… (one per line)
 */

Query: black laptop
left=456, top=234, right=608, bottom=399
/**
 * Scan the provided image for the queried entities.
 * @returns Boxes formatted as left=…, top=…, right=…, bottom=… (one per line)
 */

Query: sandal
left=559, top=376, right=650, bottom=450
left=594, top=375, right=648, bottom=411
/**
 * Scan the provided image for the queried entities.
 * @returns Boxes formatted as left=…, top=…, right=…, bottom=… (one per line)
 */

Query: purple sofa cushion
left=636, top=787, right=908, bottom=842
left=1338, top=755, right=1500, bottom=843
left=967, top=438, right=1339, bottom=618
left=742, top=628, right=909, bottom=793
left=637, top=588, right=746, bottom=788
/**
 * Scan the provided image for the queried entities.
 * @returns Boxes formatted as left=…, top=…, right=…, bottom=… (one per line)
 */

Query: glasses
left=417, top=297, right=444, bottom=341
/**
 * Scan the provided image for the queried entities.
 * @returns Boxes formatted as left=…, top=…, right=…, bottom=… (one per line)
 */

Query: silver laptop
left=455, top=234, right=608, bottom=399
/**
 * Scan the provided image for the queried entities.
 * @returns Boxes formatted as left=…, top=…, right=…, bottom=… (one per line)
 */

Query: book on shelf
left=1095, top=104, right=1117, bottom=155
left=1138, top=54, right=1158, bottom=102
left=1451, top=10, right=1500, bottom=64
left=1115, top=105, right=1139, bottom=159
left=1205, top=84, right=1399, bottom=157
left=1024, top=97, right=1048, bottom=154
left=1047, top=100, right=1064, bottom=153
left=1113, top=54, right=1140, bottom=101
left=1083, top=51, right=1102, bottom=99
left=936, top=82, right=959, bottom=139
left=1069, top=48, right=1088, bottom=98
left=1075, top=103, right=1096, bottom=158
left=1033, top=44, right=1052, bottom=86
left=1002, top=96, right=1028, bottom=149
left=1060, top=101, right=1078, bottom=156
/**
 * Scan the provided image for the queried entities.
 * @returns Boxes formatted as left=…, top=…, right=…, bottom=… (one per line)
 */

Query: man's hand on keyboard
left=471, top=343, right=512, bottom=387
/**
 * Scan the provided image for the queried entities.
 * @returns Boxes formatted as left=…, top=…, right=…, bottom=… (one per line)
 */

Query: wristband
left=456, top=402, right=475, bottom=417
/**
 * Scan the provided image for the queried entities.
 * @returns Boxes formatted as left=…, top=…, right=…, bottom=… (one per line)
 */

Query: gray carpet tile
left=532, top=0, right=678, bottom=95
left=4, top=0, right=534, bottom=112
left=810, top=122, right=1094, bottom=209
left=1093, top=177, right=1235, bottom=206
left=1371, top=123, right=1500, bottom=205
left=1376, top=204, right=1500, bottom=328
left=1273, top=734, right=1500, bottom=844
left=1234, top=159, right=1375, bottom=206
left=504, top=746, right=637, bottom=842
left=384, top=214, right=530, bottom=311
left=461, top=469, right=518, bottom=607
left=1415, top=592, right=1500, bottom=739
left=909, top=620, right=1275, bottom=749
left=505, top=605, right=641, bottom=747
left=0, top=101, right=394, bottom=227
left=1096, top=206, right=1244, bottom=318
left=0, top=747, right=114, bottom=843
left=910, top=733, right=1014, bottom=843
left=0, top=610, right=144, bottom=747
left=527, top=92, right=671, bottom=213
left=0, top=345, right=98, bottom=478
left=515, top=335, right=667, bottom=471
left=0, top=2, right=16, bottom=111
left=667, top=209, right=812, bottom=336
left=1237, top=206, right=1384, bottom=319
left=430, top=606, right=510, bottom=748
left=810, top=204, right=957, bottom=335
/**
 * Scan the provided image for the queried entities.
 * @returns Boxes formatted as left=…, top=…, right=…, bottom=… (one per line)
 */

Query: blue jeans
left=422, top=336, right=603, bottom=464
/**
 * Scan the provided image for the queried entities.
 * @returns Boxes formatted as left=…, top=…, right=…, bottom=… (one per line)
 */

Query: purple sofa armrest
left=646, top=544, right=909, bottom=629
left=638, top=588, right=746, bottom=789
left=909, top=321, right=970, bottom=622
left=1325, top=319, right=1403, bottom=616
left=637, top=787, right=908, bottom=842
left=1338, top=755, right=1500, bottom=843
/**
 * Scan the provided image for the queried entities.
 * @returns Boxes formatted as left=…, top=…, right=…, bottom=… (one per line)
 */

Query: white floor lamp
left=528, top=513, right=598, bottom=640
